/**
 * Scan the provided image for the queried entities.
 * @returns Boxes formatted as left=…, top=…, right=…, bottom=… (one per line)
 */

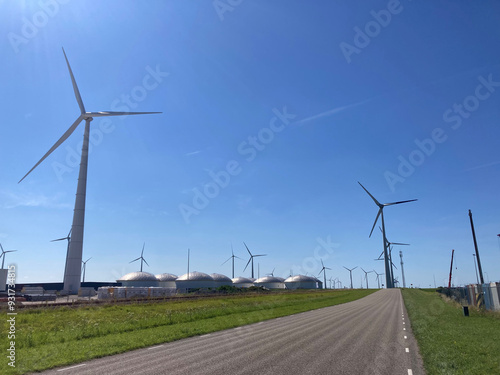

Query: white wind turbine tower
left=343, top=266, right=357, bottom=289
left=0, top=244, right=17, bottom=269
left=51, top=229, right=71, bottom=280
left=318, top=259, right=331, bottom=290
left=361, top=268, right=373, bottom=289
left=130, top=243, right=149, bottom=272
left=243, top=242, right=266, bottom=279
left=221, top=244, right=242, bottom=278
left=19, top=49, right=161, bottom=294
left=81, top=257, right=92, bottom=283
left=358, top=182, right=417, bottom=288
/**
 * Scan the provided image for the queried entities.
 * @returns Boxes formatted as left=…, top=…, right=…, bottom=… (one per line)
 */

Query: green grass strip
left=1, top=289, right=374, bottom=374
left=402, top=288, right=500, bottom=375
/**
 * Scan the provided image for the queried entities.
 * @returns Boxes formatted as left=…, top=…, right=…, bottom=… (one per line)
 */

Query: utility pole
left=469, top=210, right=484, bottom=284
left=448, top=249, right=454, bottom=288
left=399, top=250, right=406, bottom=288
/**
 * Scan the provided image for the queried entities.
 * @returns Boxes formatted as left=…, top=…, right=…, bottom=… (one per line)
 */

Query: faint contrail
left=293, top=98, right=372, bottom=126
left=464, top=161, right=500, bottom=172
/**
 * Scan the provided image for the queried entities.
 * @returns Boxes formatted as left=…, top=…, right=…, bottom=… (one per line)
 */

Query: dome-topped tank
left=210, top=273, right=232, bottom=282
left=254, top=276, right=285, bottom=289
left=177, top=271, right=213, bottom=281
left=284, top=274, right=319, bottom=290
left=155, top=273, right=178, bottom=281
left=117, top=271, right=158, bottom=287
left=117, top=271, right=157, bottom=282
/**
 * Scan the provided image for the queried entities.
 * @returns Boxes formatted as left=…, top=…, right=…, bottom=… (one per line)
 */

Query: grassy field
left=0, top=289, right=374, bottom=374
left=402, top=288, right=500, bottom=375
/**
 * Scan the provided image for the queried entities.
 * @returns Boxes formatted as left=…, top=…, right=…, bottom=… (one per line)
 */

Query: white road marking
left=57, top=364, right=86, bottom=372
left=147, top=345, right=164, bottom=350
left=200, top=334, right=211, bottom=338
left=404, top=336, right=407, bottom=339
left=408, top=369, right=413, bottom=375
left=403, top=328, right=406, bottom=331
left=405, top=348, right=410, bottom=353
left=403, top=322, right=405, bottom=324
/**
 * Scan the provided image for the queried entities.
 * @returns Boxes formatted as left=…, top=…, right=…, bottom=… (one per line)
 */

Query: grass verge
left=1, top=289, right=374, bottom=374
left=402, top=288, right=500, bottom=375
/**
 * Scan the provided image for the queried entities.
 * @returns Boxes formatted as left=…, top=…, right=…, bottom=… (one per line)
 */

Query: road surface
left=40, top=289, right=424, bottom=375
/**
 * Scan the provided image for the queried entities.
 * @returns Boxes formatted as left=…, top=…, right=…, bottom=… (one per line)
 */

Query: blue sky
left=1, top=0, right=499, bottom=288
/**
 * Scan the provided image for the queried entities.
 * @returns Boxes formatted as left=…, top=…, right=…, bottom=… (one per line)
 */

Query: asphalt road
left=41, top=289, right=424, bottom=375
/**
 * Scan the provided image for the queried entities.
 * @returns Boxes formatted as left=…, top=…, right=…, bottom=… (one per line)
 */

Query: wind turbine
left=266, top=267, right=276, bottom=277
left=81, top=257, right=92, bottom=283
left=221, top=244, right=242, bottom=278
left=318, top=259, right=331, bottom=290
left=19, top=48, right=161, bottom=294
left=51, top=228, right=72, bottom=279
left=343, top=266, right=357, bottom=289
left=358, top=182, right=417, bottom=288
left=377, top=228, right=409, bottom=288
left=0, top=244, right=17, bottom=269
left=361, top=268, right=373, bottom=289
left=243, top=242, right=266, bottom=279
left=373, top=270, right=384, bottom=289
left=129, top=243, right=149, bottom=272
left=399, top=250, right=406, bottom=288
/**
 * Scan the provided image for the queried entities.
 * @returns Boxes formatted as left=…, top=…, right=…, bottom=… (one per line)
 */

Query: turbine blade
left=86, top=111, right=162, bottom=117
left=62, top=48, right=85, bottom=114
left=243, top=242, right=252, bottom=257
left=391, top=242, right=410, bottom=246
left=352, top=267, right=358, bottom=271
left=321, top=259, right=325, bottom=268
left=19, top=116, right=84, bottom=183
left=221, top=257, right=231, bottom=266
left=143, top=258, right=149, bottom=267
left=326, top=267, right=332, bottom=270
left=51, top=237, right=67, bottom=242
left=129, top=258, right=140, bottom=263
left=234, top=256, right=243, bottom=260
left=141, top=243, right=145, bottom=256
left=384, top=199, right=418, bottom=206
left=254, top=254, right=266, bottom=257
left=243, top=258, right=252, bottom=272
left=358, top=182, right=381, bottom=207
left=369, top=208, right=382, bottom=237
left=343, top=266, right=349, bottom=271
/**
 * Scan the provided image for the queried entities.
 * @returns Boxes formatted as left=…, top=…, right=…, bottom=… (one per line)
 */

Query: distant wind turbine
left=361, top=268, right=373, bottom=289
left=243, top=242, right=266, bottom=279
left=221, top=244, right=242, bottom=278
left=266, top=267, right=276, bottom=277
left=318, top=259, right=331, bottom=290
left=343, top=266, right=357, bottom=289
left=19, top=48, right=161, bottom=294
left=0, top=244, right=17, bottom=269
left=81, top=257, right=92, bottom=283
left=129, top=243, right=149, bottom=272
left=358, top=182, right=417, bottom=288
left=51, top=228, right=72, bottom=279
left=373, top=270, right=384, bottom=289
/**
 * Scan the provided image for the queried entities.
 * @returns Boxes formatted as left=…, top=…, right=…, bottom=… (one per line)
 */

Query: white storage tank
left=232, top=276, right=254, bottom=288
left=117, top=271, right=159, bottom=287
left=175, top=271, right=214, bottom=292
left=156, top=273, right=178, bottom=288
left=254, top=276, right=285, bottom=289
left=284, top=275, right=318, bottom=289
left=210, top=273, right=233, bottom=288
